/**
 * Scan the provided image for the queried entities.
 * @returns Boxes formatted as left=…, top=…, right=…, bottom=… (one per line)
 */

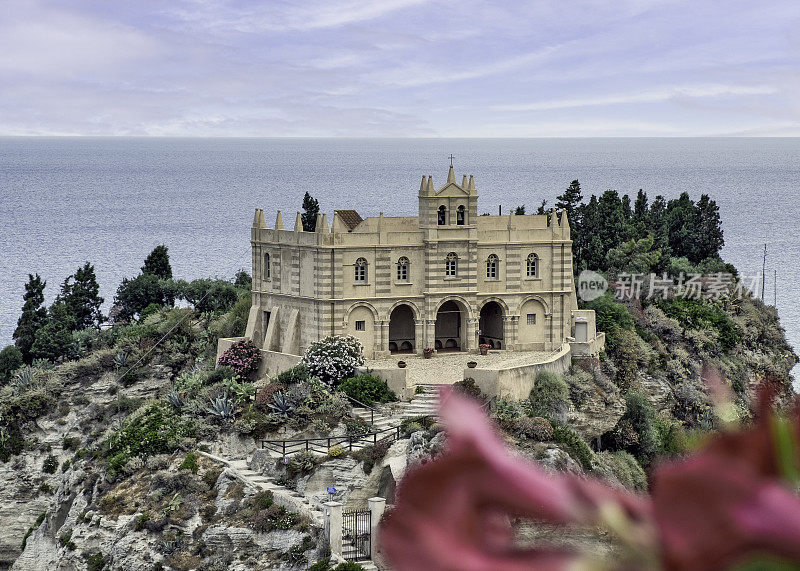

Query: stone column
left=323, top=501, right=343, bottom=557
left=466, top=317, right=479, bottom=352
left=376, top=320, right=389, bottom=358
left=413, top=318, right=425, bottom=355
left=368, top=496, right=386, bottom=555
left=425, top=319, right=436, bottom=352
left=503, top=315, right=519, bottom=351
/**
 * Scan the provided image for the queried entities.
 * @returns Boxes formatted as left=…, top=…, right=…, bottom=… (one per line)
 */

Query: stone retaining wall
left=466, top=343, right=573, bottom=400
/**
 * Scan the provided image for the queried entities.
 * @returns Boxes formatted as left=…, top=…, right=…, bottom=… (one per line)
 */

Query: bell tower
left=418, top=163, right=478, bottom=229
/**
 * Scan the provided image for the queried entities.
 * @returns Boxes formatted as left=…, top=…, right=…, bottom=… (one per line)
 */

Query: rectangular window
left=527, top=313, right=536, bottom=325
left=397, top=264, right=408, bottom=282
left=355, top=320, right=366, bottom=331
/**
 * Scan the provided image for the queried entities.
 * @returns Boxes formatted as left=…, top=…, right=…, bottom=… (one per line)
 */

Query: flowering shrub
left=382, top=384, right=800, bottom=570
left=301, top=335, right=364, bottom=387
left=217, top=339, right=261, bottom=378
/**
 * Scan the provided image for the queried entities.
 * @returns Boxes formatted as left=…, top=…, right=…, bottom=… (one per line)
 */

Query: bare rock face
left=564, top=367, right=626, bottom=441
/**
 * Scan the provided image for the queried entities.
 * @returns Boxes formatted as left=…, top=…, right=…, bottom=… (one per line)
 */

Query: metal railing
left=261, top=424, right=401, bottom=457
left=342, top=509, right=372, bottom=561
left=343, top=393, right=377, bottom=425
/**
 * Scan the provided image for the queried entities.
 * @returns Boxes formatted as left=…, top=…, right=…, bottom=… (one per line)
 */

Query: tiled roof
left=334, top=209, right=363, bottom=230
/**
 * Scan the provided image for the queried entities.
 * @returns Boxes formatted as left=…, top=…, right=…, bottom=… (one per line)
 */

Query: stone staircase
left=351, top=384, right=444, bottom=429
left=199, top=451, right=324, bottom=527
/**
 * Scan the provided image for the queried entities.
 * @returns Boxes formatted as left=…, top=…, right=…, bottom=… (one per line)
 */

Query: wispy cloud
left=0, top=0, right=798, bottom=136
left=495, top=85, right=778, bottom=112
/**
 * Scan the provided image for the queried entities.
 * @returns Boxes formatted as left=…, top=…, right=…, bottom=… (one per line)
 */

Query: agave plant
left=114, top=352, right=129, bottom=371
left=267, top=391, right=295, bottom=417
left=206, top=394, right=235, bottom=420
left=165, top=389, right=183, bottom=410
left=12, top=367, right=37, bottom=392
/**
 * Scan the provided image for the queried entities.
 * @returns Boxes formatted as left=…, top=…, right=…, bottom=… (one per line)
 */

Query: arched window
left=457, top=205, right=465, bottom=225
left=526, top=253, right=539, bottom=278
left=396, top=256, right=409, bottom=282
left=438, top=205, right=447, bottom=225
left=354, top=257, right=367, bottom=282
left=486, top=254, right=498, bottom=279
left=445, top=252, right=458, bottom=277
left=263, top=252, right=271, bottom=280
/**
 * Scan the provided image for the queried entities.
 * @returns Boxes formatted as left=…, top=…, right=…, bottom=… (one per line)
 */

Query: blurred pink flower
left=382, top=386, right=800, bottom=571
left=381, top=389, right=654, bottom=570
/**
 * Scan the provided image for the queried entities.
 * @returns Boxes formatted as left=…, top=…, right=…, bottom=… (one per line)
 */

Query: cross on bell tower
left=448, top=153, right=455, bottom=167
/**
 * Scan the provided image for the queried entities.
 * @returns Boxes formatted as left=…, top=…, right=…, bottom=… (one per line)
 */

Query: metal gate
left=342, top=509, right=371, bottom=562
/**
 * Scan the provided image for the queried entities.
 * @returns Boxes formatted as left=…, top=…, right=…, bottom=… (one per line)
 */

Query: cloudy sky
left=1, top=0, right=799, bottom=136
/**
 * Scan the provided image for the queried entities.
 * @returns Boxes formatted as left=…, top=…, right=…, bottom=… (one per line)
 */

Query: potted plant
left=479, top=343, right=491, bottom=356
left=423, top=347, right=434, bottom=359
left=398, top=360, right=407, bottom=368
left=467, top=361, right=477, bottom=368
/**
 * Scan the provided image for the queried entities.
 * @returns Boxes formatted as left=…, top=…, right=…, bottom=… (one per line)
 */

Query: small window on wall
left=526, top=253, right=539, bottom=278
left=438, top=205, right=447, bottom=225
left=527, top=313, right=536, bottom=325
left=486, top=254, right=498, bottom=279
left=263, top=252, right=271, bottom=279
left=445, top=252, right=458, bottom=277
left=396, top=256, right=409, bottom=282
left=457, top=205, right=465, bottom=225
left=354, top=257, right=367, bottom=282
left=355, top=320, right=366, bottom=331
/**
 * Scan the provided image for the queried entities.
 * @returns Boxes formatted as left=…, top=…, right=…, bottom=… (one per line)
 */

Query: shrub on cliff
left=0, top=345, right=23, bottom=385
left=105, top=401, right=195, bottom=477
left=217, top=340, right=261, bottom=379
left=301, top=335, right=364, bottom=387
left=338, top=374, right=396, bottom=406
left=529, top=371, right=569, bottom=422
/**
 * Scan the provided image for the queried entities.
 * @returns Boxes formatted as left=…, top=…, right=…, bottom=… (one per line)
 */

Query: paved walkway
left=366, top=350, right=558, bottom=385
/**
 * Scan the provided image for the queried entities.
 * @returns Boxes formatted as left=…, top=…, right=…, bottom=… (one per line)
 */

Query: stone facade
left=244, top=166, right=579, bottom=359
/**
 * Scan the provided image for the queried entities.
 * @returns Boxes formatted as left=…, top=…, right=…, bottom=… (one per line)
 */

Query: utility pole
left=761, top=244, right=766, bottom=301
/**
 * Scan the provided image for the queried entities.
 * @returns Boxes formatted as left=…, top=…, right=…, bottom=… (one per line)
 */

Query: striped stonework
left=246, top=166, right=580, bottom=358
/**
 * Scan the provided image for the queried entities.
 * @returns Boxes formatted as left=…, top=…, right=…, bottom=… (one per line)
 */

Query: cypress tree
left=142, top=245, right=172, bottom=280
left=13, top=274, right=48, bottom=363
left=693, top=194, right=724, bottom=262
left=57, top=262, right=104, bottom=330
left=301, top=192, right=319, bottom=232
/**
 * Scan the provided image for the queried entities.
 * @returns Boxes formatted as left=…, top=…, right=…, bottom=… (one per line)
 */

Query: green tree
left=693, top=194, right=724, bottom=262
left=632, top=189, right=649, bottom=239
left=56, top=262, right=104, bottom=330
left=13, top=274, right=48, bottom=363
left=182, top=279, right=239, bottom=313
left=665, top=192, right=697, bottom=261
left=556, top=180, right=583, bottom=225
left=301, top=192, right=319, bottom=232
left=513, top=205, right=526, bottom=215
left=113, top=274, right=171, bottom=321
left=30, top=303, right=75, bottom=362
left=535, top=199, right=548, bottom=215
left=141, top=245, right=173, bottom=280
left=606, top=235, right=663, bottom=276
left=0, top=345, right=23, bottom=385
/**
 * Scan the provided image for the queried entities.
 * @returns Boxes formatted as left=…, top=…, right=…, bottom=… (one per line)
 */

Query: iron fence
left=261, top=424, right=401, bottom=457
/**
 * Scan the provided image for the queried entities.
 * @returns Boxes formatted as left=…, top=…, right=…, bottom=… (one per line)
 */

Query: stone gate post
left=323, top=501, right=343, bottom=557
left=368, top=496, right=386, bottom=554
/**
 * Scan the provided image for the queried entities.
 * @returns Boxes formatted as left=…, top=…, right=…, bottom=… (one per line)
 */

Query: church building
left=243, top=165, right=579, bottom=359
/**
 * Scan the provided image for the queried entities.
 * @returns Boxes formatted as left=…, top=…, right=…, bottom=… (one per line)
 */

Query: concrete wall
left=357, top=366, right=412, bottom=400
left=466, top=343, right=573, bottom=401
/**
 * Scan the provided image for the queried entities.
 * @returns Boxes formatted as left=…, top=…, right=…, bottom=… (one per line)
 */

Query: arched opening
left=389, top=304, right=415, bottom=354
left=457, top=205, right=465, bottom=225
left=437, top=205, right=447, bottom=225
left=435, top=300, right=466, bottom=352
left=479, top=301, right=504, bottom=349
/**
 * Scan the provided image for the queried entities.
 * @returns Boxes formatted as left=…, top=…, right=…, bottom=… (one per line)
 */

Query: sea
left=1, top=137, right=798, bottom=382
